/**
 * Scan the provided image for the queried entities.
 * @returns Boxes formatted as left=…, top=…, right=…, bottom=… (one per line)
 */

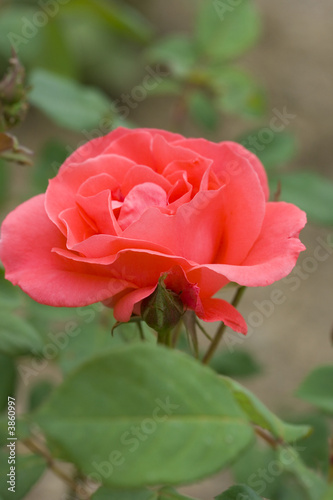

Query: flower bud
left=141, top=276, right=184, bottom=336
left=0, top=50, right=28, bottom=132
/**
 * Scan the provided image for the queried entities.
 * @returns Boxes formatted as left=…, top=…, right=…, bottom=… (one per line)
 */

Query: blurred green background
left=0, top=1, right=333, bottom=499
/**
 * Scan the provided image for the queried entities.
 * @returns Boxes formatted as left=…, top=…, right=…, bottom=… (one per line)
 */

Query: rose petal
left=166, top=175, right=192, bottom=213
left=46, top=154, right=136, bottom=233
left=123, top=188, right=227, bottom=264
left=76, top=190, right=121, bottom=237
left=174, top=137, right=269, bottom=201
left=106, top=128, right=184, bottom=167
left=118, top=182, right=168, bottom=230
left=121, top=165, right=172, bottom=196
left=212, top=143, right=266, bottom=265
left=59, top=206, right=97, bottom=248
left=196, top=297, right=247, bottom=334
left=192, top=201, right=306, bottom=287
left=113, top=286, right=156, bottom=322
left=62, top=127, right=129, bottom=165
left=152, top=135, right=209, bottom=175
left=162, top=157, right=212, bottom=194
left=72, top=234, right=175, bottom=259
left=0, top=195, right=132, bottom=306
left=105, top=130, right=155, bottom=167
left=78, top=173, right=119, bottom=197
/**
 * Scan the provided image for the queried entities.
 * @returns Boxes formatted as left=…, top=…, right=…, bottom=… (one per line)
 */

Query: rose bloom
left=0, top=128, right=306, bottom=333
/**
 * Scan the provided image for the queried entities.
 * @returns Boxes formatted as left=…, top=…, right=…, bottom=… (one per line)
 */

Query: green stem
left=195, top=317, right=213, bottom=341
left=202, top=286, right=246, bottom=365
left=137, top=321, right=145, bottom=341
left=172, top=321, right=182, bottom=347
left=157, top=328, right=174, bottom=347
left=254, top=426, right=280, bottom=449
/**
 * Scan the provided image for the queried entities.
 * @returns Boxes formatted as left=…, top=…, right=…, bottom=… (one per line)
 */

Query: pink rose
left=0, top=128, right=306, bottom=333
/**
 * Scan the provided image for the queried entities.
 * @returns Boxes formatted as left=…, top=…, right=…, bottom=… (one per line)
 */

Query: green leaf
left=58, top=322, right=122, bottom=376
left=92, top=487, right=197, bottom=500
left=28, top=380, right=54, bottom=412
left=91, top=487, right=157, bottom=500
left=238, top=130, right=296, bottom=170
left=188, top=90, right=219, bottom=130
left=270, top=172, right=333, bottom=226
left=28, top=69, right=113, bottom=132
left=38, top=18, right=78, bottom=79
left=296, top=365, right=333, bottom=414
left=58, top=312, right=156, bottom=376
left=287, top=414, right=330, bottom=477
left=232, top=443, right=279, bottom=498
left=321, top=484, right=333, bottom=500
left=276, top=447, right=327, bottom=500
left=276, top=476, right=309, bottom=500
left=215, top=484, right=263, bottom=499
left=36, top=343, right=254, bottom=487
left=210, top=349, right=261, bottom=377
left=213, top=68, right=266, bottom=119
left=0, top=354, right=16, bottom=412
left=196, top=0, right=261, bottom=60
left=0, top=312, right=44, bottom=357
left=0, top=7, right=46, bottom=67
left=0, top=452, right=46, bottom=500
left=223, top=377, right=312, bottom=442
left=64, top=0, right=153, bottom=43
left=158, top=488, right=198, bottom=499
left=146, top=35, right=196, bottom=77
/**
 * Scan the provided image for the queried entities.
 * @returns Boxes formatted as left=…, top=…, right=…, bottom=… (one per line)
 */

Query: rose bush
left=0, top=127, right=306, bottom=333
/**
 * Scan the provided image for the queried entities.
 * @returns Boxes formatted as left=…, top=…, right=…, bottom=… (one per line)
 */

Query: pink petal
left=46, top=154, right=136, bottom=233
left=78, top=173, right=119, bottom=197
left=196, top=297, right=247, bottom=334
left=174, top=138, right=269, bottom=201
left=121, top=165, right=172, bottom=196
left=123, top=188, right=226, bottom=264
left=118, top=183, right=168, bottom=230
left=0, top=195, right=132, bottom=307
left=105, top=130, right=155, bottom=167
left=192, top=201, right=306, bottom=287
left=62, top=127, right=129, bottom=165
left=212, top=143, right=266, bottom=265
left=76, top=191, right=121, bottom=237
left=152, top=135, right=209, bottom=174
left=71, top=234, right=175, bottom=259
left=59, top=206, right=96, bottom=248
left=166, top=175, right=192, bottom=213
left=113, top=286, right=157, bottom=322
left=162, top=157, right=212, bottom=194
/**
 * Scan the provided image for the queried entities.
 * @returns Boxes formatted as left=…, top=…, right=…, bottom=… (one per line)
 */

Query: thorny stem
left=23, top=437, right=89, bottom=499
left=202, top=286, right=246, bottom=365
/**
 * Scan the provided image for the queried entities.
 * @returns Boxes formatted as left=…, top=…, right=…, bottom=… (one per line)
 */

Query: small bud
left=141, top=276, right=184, bottom=337
left=0, top=50, right=29, bottom=132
